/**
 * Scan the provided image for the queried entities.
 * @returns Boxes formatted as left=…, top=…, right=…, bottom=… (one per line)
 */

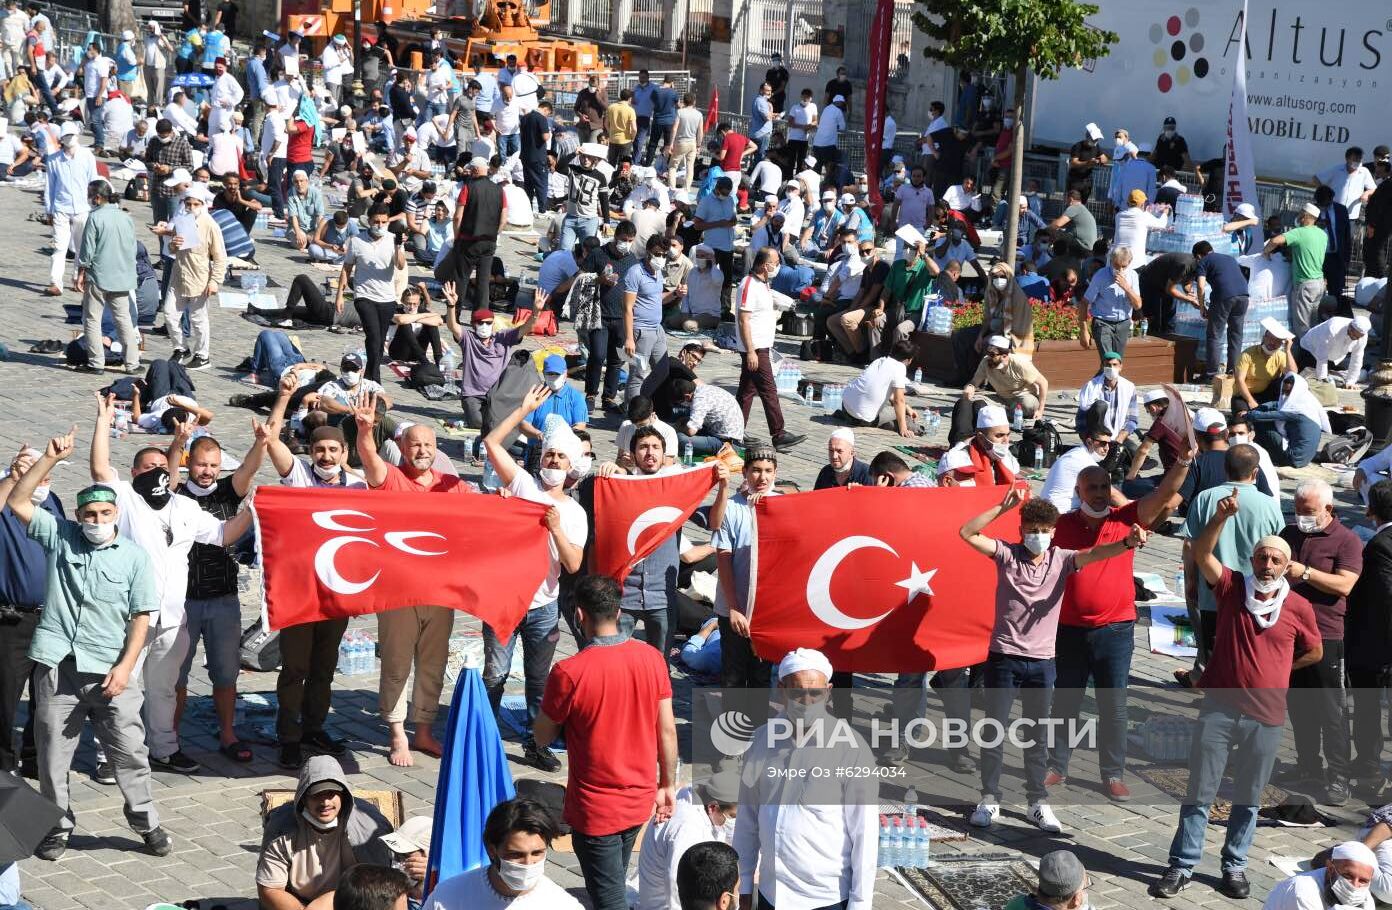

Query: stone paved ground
left=0, top=159, right=1378, bottom=909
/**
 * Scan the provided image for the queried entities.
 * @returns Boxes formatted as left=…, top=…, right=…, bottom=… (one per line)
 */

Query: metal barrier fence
left=844, top=0, right=915, bottom=82
left=744, top=0, right=823, bottom=74
left=530, top=69, right=695, bottom=118
left=555, top=0, right=714, bottom=52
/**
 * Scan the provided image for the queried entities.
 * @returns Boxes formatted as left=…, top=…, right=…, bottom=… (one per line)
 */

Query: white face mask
left=1330, top=874, right=1370, bottom=906
left=29, top=484, right=50, bottom=504
left=183, top=478, right=218, bottom=496
left=955, top=478, right=976, bottom=488
left=990, top=442, right=1011, bottom=459
left=843, top=241, right=858, bottom=257
left=475, top=324, right=494, bottom=340
left=548, top=375, right=567, bottom=392
left=313, top=462, right=342, bottom=481
left=991, top=276, right=1008, bottom=290
left=1022, top=531, right=1052, bottom=555
left=538, top=467, right=567, bottom=488
left=1230, top=432, right=1249, bottom=444
left=1296, top=514, right=1323, bottom=534
left=495, top=857, right=546, bottom=892
left=570, top=455, right=593, bottom=478
left=341, top=371, right=361, bottom=387
left=1079, top=501, right=1111, bottom=519
left=301, top=807, right=340, bottom=831
left=82, top=520, right=115, bottom=545
left=1102, top=366, right=1120, bottom=381
left=61, top=134, right=76, bottom=148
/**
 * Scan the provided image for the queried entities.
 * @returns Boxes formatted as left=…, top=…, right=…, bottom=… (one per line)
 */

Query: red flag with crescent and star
left=252, top=486, right=552, bottom=634
left=749, top=485, right=1021, bottom=672
left=592, top=464, right=719, bottom=584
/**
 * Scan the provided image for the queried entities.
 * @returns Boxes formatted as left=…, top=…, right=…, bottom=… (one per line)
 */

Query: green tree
left=913, top=0, right=1117, bottom=267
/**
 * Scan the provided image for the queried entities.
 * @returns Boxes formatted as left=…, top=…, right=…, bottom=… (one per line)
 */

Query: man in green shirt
left=6, top=429, right=169, bottom=862
left=828, top=238, right=939, bottom=359
left=1263, top=203, right=1328, bottom=338
left=75, top=178, right=141, bottom=375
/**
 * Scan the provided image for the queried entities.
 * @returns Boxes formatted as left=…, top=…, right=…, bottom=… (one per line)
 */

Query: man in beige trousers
left=154, top=184, right=226, bottom=371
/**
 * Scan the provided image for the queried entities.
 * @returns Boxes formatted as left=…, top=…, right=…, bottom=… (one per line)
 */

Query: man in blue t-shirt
left=1192, top=240, right=1251, bottom=380
left=645, top=76, right=679, bottom=167
left=525, top=354, right=589, bottom=454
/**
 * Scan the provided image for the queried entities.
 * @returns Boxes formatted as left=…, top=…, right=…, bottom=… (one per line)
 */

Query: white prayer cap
left=1194, top=407, right=1227, bottom=434
left=540, top=414, right=583, bottom=465
left=1302, top=202, right=1321, bottom=218
left=1352, top=314, right=1372, bottom=334
left=1234, top=202, right=1257, bottom=219
left=1331, top=841, right=1378, bottom=868
left=938, top=446, right=978, bottom=475
left=1143, top=388, right=1168, bottom=405
left=1085, top=122, right=1103, bottom=140
left=976, top=404, right=1008, bottom=430
left=777, top=648, right=833, bottom=681
left=59, top=121, right=81, bottom=139
left=1254, top=535, right=1292, bottom=559
left=830, top=428, right=855, bottom=446
left=164, top=167, right=192, bottom=187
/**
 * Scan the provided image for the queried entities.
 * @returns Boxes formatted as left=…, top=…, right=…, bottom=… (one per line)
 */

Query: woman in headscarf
left=951, top=260, right=1033, bottom=386
left=1248, top=371, right=1330, bottom=467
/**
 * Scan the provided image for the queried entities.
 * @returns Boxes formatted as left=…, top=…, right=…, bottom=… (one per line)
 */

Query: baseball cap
left=471, top=309, right=495, bottom=325
left=59, top=120, right=80, bottom=139
left=1163, top=116, right=1177, bottom=126
left=164, top=167, right=193, bottom=187
left=380, top=816, right=433, bottom=855
left=1128, top=188, right=1147, bottom=206
left=838, top=192, right=856, bottom=205
left=341, top=352, right=364, bottom=370
left=1194, top=407, right=1227, bottom=435
left=1037, top=850, right=1086, bottom=899
left=832, top=94, right=846, bottom=103
left=1234, top=202, right=1257, bottom=219
left=542, top=354, right=567, bottom=375
left=1259, top=316, right=1294, bottom=340
left=305, top=780, right=346, bottom=799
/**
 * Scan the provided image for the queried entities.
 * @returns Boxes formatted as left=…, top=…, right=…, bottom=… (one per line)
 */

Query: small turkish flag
left=253, top=486, right=552, bottom=635
left=705, top=86, right=720, bottom=133
left=750, top=486, right=1021, bottom=673
left=592, top=465, right=718, bottom=584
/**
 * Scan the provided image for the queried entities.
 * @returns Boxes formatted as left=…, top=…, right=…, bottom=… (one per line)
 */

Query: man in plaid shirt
left=143, top=118, right=192, bottom=224
left=869, top=451, right=938, bottom=487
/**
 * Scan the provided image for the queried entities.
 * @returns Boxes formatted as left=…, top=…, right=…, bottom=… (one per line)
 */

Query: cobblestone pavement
left=0, top=166, right=1376, bottom=909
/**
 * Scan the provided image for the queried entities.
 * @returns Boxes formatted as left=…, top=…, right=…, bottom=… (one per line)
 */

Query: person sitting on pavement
left=1003, top=849, right=1092, bottom=910
left=958, top=334, right=1048, bottom=428
left=256, top=755, right=393, bottom=910
left=307, top=209, right=357, bottom=265
left=944, top=403, right=1020, bottom=485
left=1040, top=424, right=1119, bottom=514
left=422, top=798, right=582, bottom=909
left=665, top=242, right=722, bottom=331
left=637, top=764, right=741, bottom=910
left=835, top=339, right=919, bottom=437
left=814, top=428, right=872, bottom=489
left=670, top=376, right=745, bottom=458
left=869, top=450, right=937, bottom=487
left=1228, top=414, right=1282, bottom=505
left=1074, top=351, right=1140, bottom=460
left=1263, top=840, right=1376, bottom=909
left=522, top=354, right=589, bottom=456
left=1248, top=372, right=1330, bottom=469
left=1299, top=313, right=1371, bottom=390
left=678, top=616, right=724, bottom=676
left=378, top=815, right=432, bottom=907
left=1125, top=389, right=1190, bottom=493
left=1234, top=318, right=1296, bottom=413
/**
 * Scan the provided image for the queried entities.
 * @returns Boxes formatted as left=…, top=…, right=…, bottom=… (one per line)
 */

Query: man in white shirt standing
left=494, top=82, right=521, bottom=159
left=206, top=55, right=242, bottom=136
left=1315, top=147, right=1377, bottom=221
left=890, top=165, right=934, bottom=260
left=736, top=247, right=804, bottom=451
left=36, top=121, right=97, bottom=297
left=734, top=648, right=877, bottom=910
left=0, top=0, right=28, bottom=80
left=259, top=91, right=288, bottom=219
left=319, top=33, right=352, bottom=107
left=637, top=765, right=740, bottom=910
left=810, top=95, right=846, bottom=182
left=785, top=87, right=817, bottom=169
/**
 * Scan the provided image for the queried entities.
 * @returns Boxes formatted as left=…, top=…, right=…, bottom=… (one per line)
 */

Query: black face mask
left=132, top=467, right=171, bottom=510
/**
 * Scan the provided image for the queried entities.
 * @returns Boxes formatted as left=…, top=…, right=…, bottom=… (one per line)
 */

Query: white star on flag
left=895, top=563, right=937, bottom=604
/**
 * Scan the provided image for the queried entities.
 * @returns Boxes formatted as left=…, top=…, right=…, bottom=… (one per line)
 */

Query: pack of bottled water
left=921, top=304, right=953, bottom=336
left=255, top=211, right=271, bottom=232
left=337, top=630, right=379, bottom=676
left=878, top=812, right=931, bottom=867
left=821, top=384, right=844, bottom=415
left=1174, top=194, right=1205, bottom=217
left=1142, top=716, right=1194, bottom=762
left=774, top=363, right=803, bottom=398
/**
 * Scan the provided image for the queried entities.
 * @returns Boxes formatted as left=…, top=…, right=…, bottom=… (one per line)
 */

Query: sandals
left=220, top=741, right=253, bottom=763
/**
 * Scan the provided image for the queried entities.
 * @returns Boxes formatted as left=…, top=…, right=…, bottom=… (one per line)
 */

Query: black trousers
left=387, top=323, right=443, bottom=364
left=0, top=610, right=38, bottom=771
left=1288, top=638, right=1350, bottom=781
left=585, top=319, right=626, bottom=400
left=718, top=616, right=772, bottom=689
left=354, top=297, right=397, bottom=383
left=1348, top=667, right=1389, bottom=780
left=276, top=617, right=349, bottom=744
left=235, top=369, right=334, bottom=412
left=521, top=156, right=548, bottom=214
left=259, top=274, right=337, bottom=326
left=455, top=238, right=497, bottom=314
left=714, top=248, right=735, bottom=313
left=144, top=358, right=195, bottom=403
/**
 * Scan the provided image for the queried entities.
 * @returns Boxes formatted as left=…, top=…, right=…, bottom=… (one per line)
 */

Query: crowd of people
left=6, top=5, right=1392, bottom=910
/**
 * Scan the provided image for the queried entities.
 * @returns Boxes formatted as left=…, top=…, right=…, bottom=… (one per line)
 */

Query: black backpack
left=123, top=173, right=149, bottom=202
left=1015, top=419, right=1063, bottom=468
left=239, top=618, right=281, bottom=672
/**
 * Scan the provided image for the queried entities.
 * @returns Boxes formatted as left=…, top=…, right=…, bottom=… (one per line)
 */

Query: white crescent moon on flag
left=805, top=536, right=898, bottom=631
left=312, top=509, right=376, bottom=533
left=626, top=506, right=684, bottom=555
left=384, top=531, right=448, bottom=557
left=314, top=536, right=381, bottom=595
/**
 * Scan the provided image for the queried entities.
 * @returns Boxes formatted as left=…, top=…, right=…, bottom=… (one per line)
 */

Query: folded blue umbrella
left=424, top=669, right=516, bottom=897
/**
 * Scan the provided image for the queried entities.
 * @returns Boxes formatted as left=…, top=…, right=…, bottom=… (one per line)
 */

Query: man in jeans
left=1151, top=492, right=1322, bottom=900
left=1047, top=453, right=1193, bottom=802
left=483, top=387, right=587, bottom=773
left=534, top=574, right=676, bottom=910
left=1189, top=239, right=1250, bottom=377
left=583, top=220, right=639, bottom=412
left=75, top=179, right=141, bottom=375
left=1263, top=203, right=1328, bottom=338
left=960, top=485, right=1145, bottom=835
left=734, top=247, right=805, bottom=451
left=562, top=144, right=610, bottom=250
left=1079, top=245, right=1142, bottom=363
left=622, top=233, right=670, bottom=403
left=35, top=121, right=97, bottom=298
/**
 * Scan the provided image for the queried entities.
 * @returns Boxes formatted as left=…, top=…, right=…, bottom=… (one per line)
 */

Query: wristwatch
left=1300, top=565, right=1312, bottom=583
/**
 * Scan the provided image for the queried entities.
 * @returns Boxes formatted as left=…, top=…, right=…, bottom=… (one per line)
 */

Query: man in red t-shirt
left=352, top=394, right=471, bottom=767
left=534, top=575, right=675, bottom=910
left=1151, top=489, right=1322, bottom=901
left=1048, top=450, right=1194, bottom=801
left=285, top=102, right=314, bottom=182
left=716, top=122, right=753, bottom=175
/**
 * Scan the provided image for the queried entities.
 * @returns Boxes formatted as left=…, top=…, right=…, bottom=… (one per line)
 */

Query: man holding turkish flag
left=749, top=484, right=1022, bottom=673
left=591, top=463, right=722, bottom=585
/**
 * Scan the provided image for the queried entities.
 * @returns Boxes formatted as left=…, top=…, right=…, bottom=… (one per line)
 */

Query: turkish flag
left=750, top=486, right=1021, bottom=673
left=592, top=465, right=718, bottom=584
left=252, top=486, right=552, bottom=635
left=705, top=86, right=720, bottom=133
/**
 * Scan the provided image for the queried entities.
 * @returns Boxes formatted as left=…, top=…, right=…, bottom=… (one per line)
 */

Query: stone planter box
left=912, top=332, right=1177, bottom=389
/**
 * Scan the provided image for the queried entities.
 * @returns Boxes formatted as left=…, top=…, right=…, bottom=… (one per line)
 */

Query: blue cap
left=543, top=354, right=566, bottom=375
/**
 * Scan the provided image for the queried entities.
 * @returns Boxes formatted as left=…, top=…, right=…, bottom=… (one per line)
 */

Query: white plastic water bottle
left=929, top=409, right=941, bottom=432
left=683, top=440, right=694, bottom=467
left=1012, top=403, right=1024, bottom=431
left=877, top=816, right=892, bottom=867
left=912, top=368, right=923, bottom=384
left=915, top=817, right=932, bottom=865
left=482, top=457, right=500, bottom=492
left=441, top=347, right=459, bottom=378
left=337, top=635, right=352, bottom=674
left=1034, top=444, right=1045, bottom=468
left=355, top=633, right=371, bottom=675
left=1174, top=568, right=1186, bottom=599
left=902, top=787, right=919, bottom=829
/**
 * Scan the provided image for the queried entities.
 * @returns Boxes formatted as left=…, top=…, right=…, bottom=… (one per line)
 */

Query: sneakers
left=1027, top=802, right=1063, bottom=833
left=1218, top=870, right=1250, bottom=899
left=93, top=761, right=116, bottom=784
left=1149, top=866, right=1191, bottom=898
left=150, top=750, right=200, bottom=773
left=1104, top=778, right=1132, bottom=802
left=303, top=731, right=346, bottom=755
left=33, top=830, right=68, bottom=861
left=142, top=826, right=172, bottom=857
left=1323, top=778, right=1350, bottom=806
left=228, top=393, right=255, bottom=408
left=279, top=743, right=303, bottom=769
left=171, top=348, right=190, bottom=364
left=186, top=355, right=211, bottom=371
left=1043, top=769, right=1067, bottom=788
left=524, top=736, right=562, bottom=773
left=771, top=432, right=806, bottom=451
left=968, top=799, right=999, bottom=829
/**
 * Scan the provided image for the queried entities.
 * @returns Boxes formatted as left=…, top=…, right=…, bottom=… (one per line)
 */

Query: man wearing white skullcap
left=1299, top=313, right=1373, bottom=388
left=734, top=647, right=877, bottom=910
left=961, top=334, right=1048, bottom=428
left=481, top=388, right=588, bottom=772
left=814, top=427, right=870, bottom=489
left=1261, top=839, right=1376, bottom=908
left=1152, top=486, right=1322, bottom=900
left=940, top=399, right=1022, bottom=487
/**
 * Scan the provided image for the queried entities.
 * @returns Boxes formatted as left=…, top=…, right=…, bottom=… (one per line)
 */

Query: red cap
left=471, top=309, right=495, bottom=324
left=214, top=56, right=227, bottom=66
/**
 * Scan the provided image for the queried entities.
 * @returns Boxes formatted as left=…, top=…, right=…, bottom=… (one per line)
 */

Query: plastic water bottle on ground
left=338, top=634, right=352, bottom=674
left=683, top=440, right=694, bottom=466
left=915, top=817, right=932, bottom=866
left=482, top=457, right=501, bottom=492
left=1174, top=568, right=1185, bottom=599
left=929, top=408, right=942, bottom=432
left=1034, top=444, right=1045, bottom=468
left=902, top=787, right=919, bottom=830
left=1012, top=403, right=1024, bottom=431
left=878, top=816, right=892, bottom=867
left=441, top=347, right=459, bottom=377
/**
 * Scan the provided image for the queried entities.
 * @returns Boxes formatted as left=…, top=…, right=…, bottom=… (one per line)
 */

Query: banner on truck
left=1032, top=0, right=1384, bottom=183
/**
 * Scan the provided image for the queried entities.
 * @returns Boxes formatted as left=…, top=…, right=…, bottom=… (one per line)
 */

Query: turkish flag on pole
left=864, top=0, right=893, bottom=221
left=252, top=486, right=552, bottom=635
left=705, top=86, right=720, bottom=133
left=592, top=465, right=718, bottom=583
left=750, top=486, right=1021, bottom=673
